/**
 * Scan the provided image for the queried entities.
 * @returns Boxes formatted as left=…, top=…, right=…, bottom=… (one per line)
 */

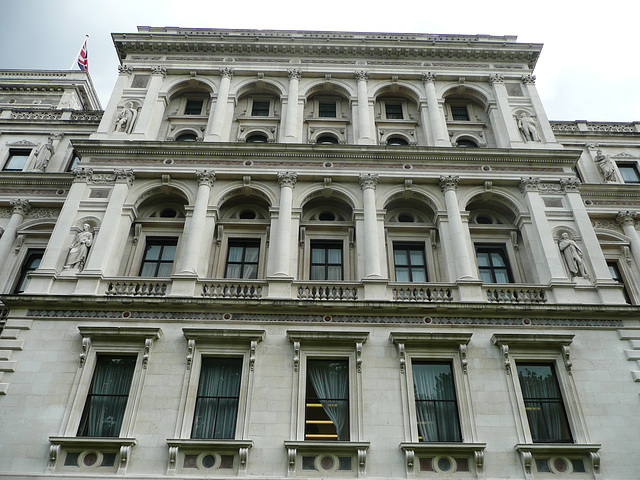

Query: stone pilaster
left=422, top=73, right=449, bottom=146
left=283, top=69, right=301, bottom=143
left=355, top=71, right=374, bottom=145
left=359, top=174, right=382, bottom=279
left=207, top=68, right=233, bottom=141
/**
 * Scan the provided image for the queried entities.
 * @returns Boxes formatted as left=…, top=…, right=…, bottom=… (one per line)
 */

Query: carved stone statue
left=518, top=113, right=541, bottom=142
left=114, top=101, right=137, bottom=134
left=594, top=150, right=616, bottom=183
left=64, top=223, right=93, bottom=270
left=558, top=233, right=589, bottom=280
left=33, top=137, right=54, bottom=172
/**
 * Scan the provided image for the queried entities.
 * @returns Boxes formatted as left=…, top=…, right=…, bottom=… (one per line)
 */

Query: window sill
left=166, top=439, right=253, bottom=475
left=400, top=442, right=486, bottom=477
left=515, top=443, right=601, bottom=479
left=48, top=436, right=137, bottom=474
left=284, top=441, right=370, bottom=477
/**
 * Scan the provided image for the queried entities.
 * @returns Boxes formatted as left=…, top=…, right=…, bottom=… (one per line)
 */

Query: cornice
left=0, top=173, right=73, bottom=188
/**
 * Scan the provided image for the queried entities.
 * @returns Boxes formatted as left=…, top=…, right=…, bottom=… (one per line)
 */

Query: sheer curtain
left=308, top=360, right=349, bottom=441
left=192, top=357, right=242, bottom=439
left=412, top=362, right=460, bottom=442
left=78, top=355, right=136, bottom=437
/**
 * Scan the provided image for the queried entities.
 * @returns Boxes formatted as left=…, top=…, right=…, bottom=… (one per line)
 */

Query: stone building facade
left=0, top=28, right=639, bottom=480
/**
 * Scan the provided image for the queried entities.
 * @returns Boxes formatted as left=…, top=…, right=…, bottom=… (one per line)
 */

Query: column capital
left=355, top=70, right=369, bottom=82
left=422, top=72, right=436, bottom=83
left=151, top=66, right=167, bottom=77
left=521, top=74, right=536, bottom=84
left=488, top=73, right=504, bottom=85
left=359, top=173, right=379, bottom=190
left=617, top=211, right=638, bottom=227
left=114, top=169, right=135, bottom=187
left=196, top=170, right=216, bottom=187
left=220, top=67, right=234, bottom=79
left=439, top=175, right=460, bottom=192
left=519, top=176, right=541, bottom=193
left=9, top=199, right=30, bottom=216
left=287, top=69, right=301, bottom=80
left=560, top=178, right=581, bottom=193
left=73, top=167, right=93, bottom=183
left=278, top=172, right=298, bottom=188
left=118, top=65, right=133, bottom=76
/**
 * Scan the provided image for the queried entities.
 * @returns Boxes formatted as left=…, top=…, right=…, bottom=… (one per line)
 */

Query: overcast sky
left=1, top=0, right=637, bottom=122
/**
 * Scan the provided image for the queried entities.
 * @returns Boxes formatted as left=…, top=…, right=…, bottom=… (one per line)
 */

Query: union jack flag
left=77, top=36, right=88, bottom=71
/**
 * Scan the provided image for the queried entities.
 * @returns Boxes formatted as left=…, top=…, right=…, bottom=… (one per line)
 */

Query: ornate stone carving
left=10, top=199, right=30, bottom=217
left=114, top=101, right=138, bottom=134
left=220, top=67, right=234, bottom=78
left=355, top=70, right=369, bottom=82
left=519, top=177, right=540, bottom=193
left=518, top=113, right=541, bottom=142
left=488, top=73, right=504, bottom=84
left=196, top=170, right=216, bottom=187
left=114, top=169, right=135, bottom=187
left=459, top=344, right=468, bottom=374
left=617, top=210, right=637, bottom=227
left=63, top=223, right=93, bottom=271
left=118, top=65, right=133, bottom=75
left=33, top=136, right=55, bottom=172
left=439, top=175, right=459, bottom=192
left=595, top=150, right=617, bottom=183
left=277, top=172, right=298, bottom=188
left=592, top=218, right=621, bottom=232
left=151, top=66, right=167, bottom=77
left=359, top=173, right=378, bottom=190
left=143, top=338, right=152, bottom=368
left=287, top=68, right=301, bottom=80
left=560, top=178, right=581, bottom=193
left=558, top=232, right=590, bottom=280
left=186, top=339, right=195, bottom=370
left=79, top=337, right=91, bottom=367
left=292, top=341, right=300, bottom=372
left=73, top=167, right=92, bottom=183
left=421, top=72, right=436, bottom=83
left=521, top=74, right=536, bottom=84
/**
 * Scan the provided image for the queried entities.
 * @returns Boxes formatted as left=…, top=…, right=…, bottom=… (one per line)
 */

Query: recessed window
left=475, top=215, right=493, bottom=224
left=318, top=102, right=337, bottom=118
left=184, top=99, right=204, bottom=115
left=397, top=213, right=414, bottom=223
left=617, top=163, right=640, bottom=183
left=310, top=241, right=343, bottom=281
left=159, top=208, right=178, bottom=218
left=608, top=261, right=631, bottom=304
left=316, top=135, right=339, bottom=145
left=239, top=209, right=256, bottom=220
left=305, top=359, right=350, bottom=441
left=413, top=361, right=461, bottom=442
left=450, top=106, right=470, bottom=121
left=388, top=137, right=409, bottom=146
left=456, top=139, right=477, bottom=148
left=77, top=355, right=137, bottom=437
left=14, top=248, right=44, bottom=293
left=516, top=363, right=572, bottom=443
left=225, top=240, right=260, bottom=279
left=318, top=211, right=336, bottom=221
left=394, top=243, right=427, bottom=282
left=385, top=103, right=403, bottom=119
left=475, top=244, right=513, bottom=284
left=4, top=149, right=31, bottom=171
left=176, top=133, right=198, bottom=142
left=192, top=357, right=243, bottom=439
left=251, top=101, right=270, bottom=117
left=246, top=134, right=268, bottom=143
left=139, top=238, right=178, bottom=277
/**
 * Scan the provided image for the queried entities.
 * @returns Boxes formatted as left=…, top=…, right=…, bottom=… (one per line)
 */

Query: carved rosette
left=287, top=68, right=301, bottom=81
left=617, top=211, right=638, bottom=228
left=359, top=173, right=379, bottom=190
left=220, top=67, right=234, bottom=79
left=196, top=170, right=216, bottom=187
left=439, top=175, right=459, bottom=192
left=560, top=178, right=581, bottom=193
left=151, top=66, right=167, bottom=77
left=118, top=65, right=133, bottom=75
left=277, top=172, right=297, bottom=189
left=10, top=199, right=31, bottom=217
left=114, top=169, right=135, bottom=187
left=355, top=70, right=369, bottom=82
left=421, top=72, right=436, bottom=83
left=519, top=176, right=540, bottom=193
left=521, top=74, right=536, bottom=84
left=488, top=73, right=504, bottom=84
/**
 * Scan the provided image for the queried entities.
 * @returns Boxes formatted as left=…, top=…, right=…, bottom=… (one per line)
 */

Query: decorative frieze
left=519, top=177, right=540, bottom=193
left=73, top=168, right=134, bottom=186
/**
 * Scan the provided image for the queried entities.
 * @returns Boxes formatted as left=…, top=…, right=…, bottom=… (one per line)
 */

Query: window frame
left=138, top=236, right=179, bottom=278
left=248, top=97, right=274, bottom=117
left=474, top=243, right=515, bottom=284
left=607, top=260, right=632, bottom=304
left=309, top=239, right=344, bottom=281
left=3, top=148, right=33, bottom=171
left=13, top=248, right=45, bottom=294
left=392, top=242, right=428, bottom=283
left=616, top=162, right=640, bottom=184
left=224, top=239, right=261, bottom=280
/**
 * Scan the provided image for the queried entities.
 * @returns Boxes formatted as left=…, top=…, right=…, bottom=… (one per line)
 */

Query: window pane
left=228, top=246, right=243, bottom=263
left=618, top=164, right=640, bottom=183
left=319, top=102, right=337, bottom=117
left=144, top=244, right=161, bottom=261
left=242, top=264, right=258, bottom=279
left=5, top=150, right=31, bottom=171
left=411, top=268, right=427, bottom=283
left=226, top=264, right=241, bottom=279
left=306, top=359, right=349, bottom=441
left=140, top=263, right=157, bottom=277
left=311, top=248, right=325, bottom=264
left=476, top=252, right=490, bottom=267
left=327, top=248, right=342, bottom=264
left=161, top=245, right=177, bottom=261
left=184, top=99, right=203, bottom=115
left=451, top=106, right=469, bottom=121
left=410, top=250, right=425, bottom=266
left=395, top=267, right=410, bottom=282
left=479, top=270, right=493, bottom=284
left=156, top=263, right=173, bottom=277
left=490, top=252, right=506, bottom=267
left=385, top=103, right=403, bottom=119
left=494, top=269, right=510, bottom=283
left=311, top=265, right=325, bottom=280
left=476, top=245, right=512, bottom=284
left=251, top=101, right=270, bottom=116
left=244, top=247, right=259, bottom=263
left=394, top=250, right=408, bottom=266
left=327, top=266, right=342, bottom=281
left=14, top=249, right=45, bottom=294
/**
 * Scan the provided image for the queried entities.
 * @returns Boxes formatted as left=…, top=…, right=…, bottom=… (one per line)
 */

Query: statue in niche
left=594, top=150, right=616, bottom=183
left=114, top=101, right=138, bottom=134
left=64, top=223, right=93, bottom=271
left=558, top=232, right=590, bottom=280
left=518, top=113, right=541, bottom=142
left=33, top=137, right=54, bottom=172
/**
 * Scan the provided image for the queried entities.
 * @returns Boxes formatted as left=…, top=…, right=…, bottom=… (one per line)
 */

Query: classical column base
left=455, top=279, right=485, bottom=302
left=362, top=278, right=388, bottom=301
left=169, top=274, right=198, bottom=297
left=266, top=276, right=294, bottom=299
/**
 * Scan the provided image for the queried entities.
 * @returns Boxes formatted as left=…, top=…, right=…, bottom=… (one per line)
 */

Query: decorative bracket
left=474, top=449, right=485, bottom=473
left=186, top=339, right=195, bottom=370
left=459, top=343, right=468, bottom=374
left=239, top=446, right=249, bottom=472
left=502, top=344, right=511, bottom=375
left=404, top=448, right=415, bottom=477
left=356, top=342, right=363, bottom=373
left=287, top=447, right=296, bottom=473
left=142, top=338, right=152, bottom=368
left=562, top=345, right=572, bottom=374
left=79, top=337, right=91, bottom=367
left=397, top=342, right=406, bottom=374
left=293, top=342, right=300, bottom=372
left=357, top=448, right=367, bottom=475
left=250, top=340, right=258, bottom=371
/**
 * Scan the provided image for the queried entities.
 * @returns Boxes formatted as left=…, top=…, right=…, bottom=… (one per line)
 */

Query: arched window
left=456, top=139, right=477, bottom=148
left=387, top=137, right=409, bottom=146
left=175, top=133, right=198, bottom=142
left=246, top=134, right=268, bottom=143
left=316, top=135, right=339, bottom=145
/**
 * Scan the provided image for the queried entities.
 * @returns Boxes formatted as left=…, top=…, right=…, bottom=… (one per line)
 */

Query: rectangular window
left=139, top=238, right=177, bottom=277
left=191, top=357, right=243, bottom=439
left=318, top=102, right=337, bottom=118
left=607, top=261, right=631, bottom=304
left=67, top=151, right=81, bottom=171
left=4, top=149, right=31, bottom=171
left=617, top=163, right=640, bottom=183
left=412, top=361, right=461, bottom=442
left=450, top=106, right=470, bottom=121
left=516, top=363, right=572, bottom=443
left=184, top=99, right=204, bottom=115
left=385, top=103, right=403, bottom=119
left=14, top=248, right=44, bottom=293
left=251, top=101, right=270, bottom=117
left=475, top=244, right=513, bottom=283
left=305, top=359, right=350, bottom=441
left=310, top=241, right=343, bottom=280
left=77, top=355, right=137, bottom=437
left=393, top=243, right=427, bottom=282
left=225, top=240, right=260, bottom=279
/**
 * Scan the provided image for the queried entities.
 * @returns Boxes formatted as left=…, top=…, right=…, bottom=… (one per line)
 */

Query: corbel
left=48, top=444, right=59, bottom=467
left=133, top=223, right=142, bottom=245
left=118, top=445, right=131, bottom=473
left=459, top=343, right=468, bottom=374
left=404, top=448, right=415, bottom=476
left=168, top=446, right=178, bottom=471
left=475, top=449, right=485, bottom=473
left=239, top=447, right=249, bottom=472
left=79, top=337, right=91, bottom=367
left=287, top=447, right=297, bottom=474
left=519, top=450, right=532, bottom=476
left=162, top=174, right=171, bottom=186
left=293, top=341, right=300, bottom=372
left=484, top=180, right=493, bottom=191
left=216, top=224, right=224, bottom=246
left=397, top=342, right=406, bottom=374
left=562, top=345, right=572, bottom=374
left=250, top=340, right=257, bottom=371
left=13, top=234, right=24, bottom=253
left=502, top=344, right=511, bottom=374
left=186, top=339, right=195, bottom=370
left=429, top=229, right=438, bottom=249
left=404, top=179, right=413, bottom=191
left=623, top=246, right=633, bottom=266
left=142, top=338, right=152, bottom=368
left=357, top=448, right=367, bottom=475
left=356, top=342, right=363, bottom=373
left=590, top=451, right=601, bottom=475
left=510, top=230, right=519, bottom=252
left=324, top=177, right=332, bottom=188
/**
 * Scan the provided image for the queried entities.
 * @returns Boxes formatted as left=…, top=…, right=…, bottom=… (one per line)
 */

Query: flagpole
left=71, top=35, right=89, bottom=71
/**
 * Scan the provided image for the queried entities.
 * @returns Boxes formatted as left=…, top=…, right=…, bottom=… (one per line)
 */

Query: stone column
left=0, top=200, right=30, bottom=271
left=355, top=71, right=374, bottom=145
left=617, top=211, right=640, bottom=269
left=272, top=172, right=297, bottom=276
left=440, top=176, right=474, bottom=280
left=178, top=171, right=215, bottom=275
left=95, top=65, right=132, bottom=136
left=521, top=75, right=557, bottom=144
left=488, top=74, right=522, bottom=146
left=283, top=69, right=301, bottom=143
left=422, top=73, right=450, bottom=146
left=82, top=170, right=135, bottom=275
left=133, top=66, right=166, bottom=138
left=359, top=174, right=382, bottom=279
left=207, top=68, right=233, bottom=141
